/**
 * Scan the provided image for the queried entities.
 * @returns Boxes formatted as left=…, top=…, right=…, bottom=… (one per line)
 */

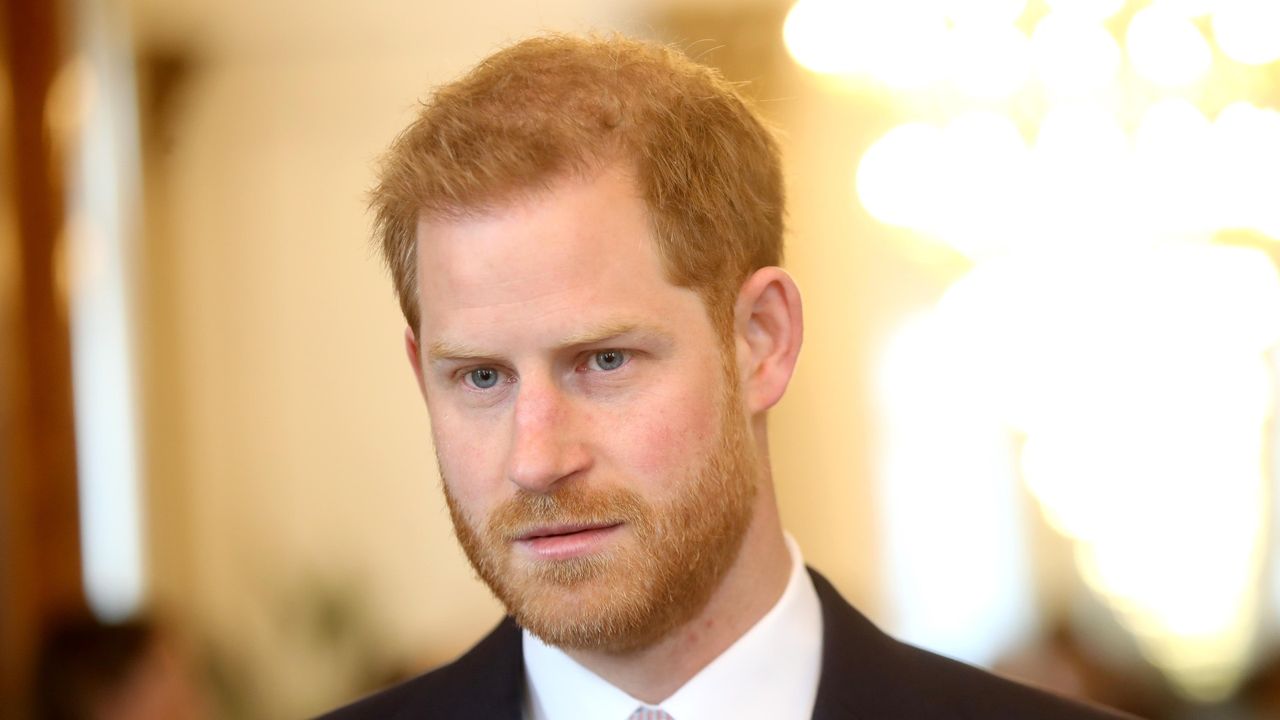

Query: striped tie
left=628, top=707, right=673, bottom=720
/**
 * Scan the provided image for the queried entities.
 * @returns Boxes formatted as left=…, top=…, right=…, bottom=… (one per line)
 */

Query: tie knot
left=628, top=707, right=673, bottom=720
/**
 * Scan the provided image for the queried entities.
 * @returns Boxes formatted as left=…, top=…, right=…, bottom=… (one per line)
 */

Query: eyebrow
left=426, top=320, right=674, bottom=365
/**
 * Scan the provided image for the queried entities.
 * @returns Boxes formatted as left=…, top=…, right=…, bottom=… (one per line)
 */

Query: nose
left=505, top=378, right=590, bottom=493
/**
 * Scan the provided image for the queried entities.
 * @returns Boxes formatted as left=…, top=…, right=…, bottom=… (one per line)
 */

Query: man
left=324, top=34, right=1131, bottom=720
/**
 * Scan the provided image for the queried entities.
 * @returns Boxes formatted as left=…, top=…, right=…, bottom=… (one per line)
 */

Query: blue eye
left=468, top=368, right=500, bottom=389
left=590, top=350, right=628, bottom=371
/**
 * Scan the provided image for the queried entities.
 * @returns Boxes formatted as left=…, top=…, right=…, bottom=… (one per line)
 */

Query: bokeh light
left=782, top=0, right=867, bottom=75
left=866, top=14, right=949, bottom=90
left=935, top=112, right=1031, bottom=258
left=934, top=244, right=1280, bottom=701
left=876, top=310, right=1036, bottom=667
left=1031, top=14, right=1124, bottom=97
left=856, top=114, right=1033, bottom=259
left=783, top=0, right=948, bottom=87
left=943, top=0, right=1027, bottom=24
left=1133, top=98, right=1215, bottom=235
left=1153, top=0, right=1216, bottom=17
left=1045, top=0, right=1128, bottom=21
left=1213, top=0, right=1280, bottom=65
left=1126, top=5, right=1214, bottom=87
left=1031, top=104, right=1133, bottom=246
left=789, top=0, right=1280, bottom=701
left=855, top=122, right=945, bottom=230
left=1211, top=101, right=1280, bottom=237
left=947, top=24, right=1033, bottom=99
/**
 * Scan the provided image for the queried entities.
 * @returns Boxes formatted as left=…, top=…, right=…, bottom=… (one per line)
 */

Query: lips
left=513, top=522, right=624, bottom=560
left=515, top=522, right=621, bottom=541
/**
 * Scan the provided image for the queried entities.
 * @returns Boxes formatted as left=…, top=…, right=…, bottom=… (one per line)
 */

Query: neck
left=563, top=483, right=792, bottom=703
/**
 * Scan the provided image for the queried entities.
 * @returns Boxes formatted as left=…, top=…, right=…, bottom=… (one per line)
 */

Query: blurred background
left=4, top=0, right=1280, bottom=717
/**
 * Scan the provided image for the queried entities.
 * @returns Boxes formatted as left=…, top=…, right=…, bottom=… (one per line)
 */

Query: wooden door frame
left=0, top=0, right=86, bottom=713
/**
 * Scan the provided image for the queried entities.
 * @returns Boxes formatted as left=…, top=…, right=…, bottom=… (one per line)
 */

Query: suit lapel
left=808, top=567, right=891, bottom=720
left=392, top=617, right=525, bottom=720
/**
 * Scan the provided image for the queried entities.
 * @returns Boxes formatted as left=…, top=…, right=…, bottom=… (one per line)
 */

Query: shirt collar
left=523, top=534, right=823, bottom=720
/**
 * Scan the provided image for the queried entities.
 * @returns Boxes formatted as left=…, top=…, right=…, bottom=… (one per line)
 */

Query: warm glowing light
left=794, top=0, right=1280, bottom=701
left=1133, top=99, right=1215, bottom=235
left=783, top=0, right=948, bottom=87
left=1045, top=0, right=1126, bottom=21
left=934, top=112, right=1031, bottom=258
left=783, top=0, right=867, bottom=74
left=1127, top=6, right=1214, bottom=87
left=943, top=0, right=1027, bottom=24
left=863, top=4, right=949, bottom=89
left=1153, top=0, right=1217, bottom=17
left=1031, top=14, right=1123, bottom=97
left=876, top=312, right=1036, bottom=666
left=1212, top=101, right=1280, bottom=237
left=938, top=245, right=1280, bottom=452
left=61, top=18, right=146, bottom=623
left=1213, top=0, right=1280, bottom=65
left=1031, top=104, right=1133, bottom=246
left=856, top=122, right=945, bottom=229
left=948, top=24, right=1033, bottom=98
left=858, top=115, right=1033, bottom=255
left=936, top=245, right=1280, bottom=701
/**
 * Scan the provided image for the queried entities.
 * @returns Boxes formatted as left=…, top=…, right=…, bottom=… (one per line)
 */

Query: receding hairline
left=371, top=32, right=786, bottom=340
left=413, top=153, right=637, bottom=227
left=409, top=160, right=716, bottom=344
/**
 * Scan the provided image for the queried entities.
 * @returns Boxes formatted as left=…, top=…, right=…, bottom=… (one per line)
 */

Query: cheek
left=605, top=384, right=722, bottom=491
left=428, top=405, right=510, bottom=516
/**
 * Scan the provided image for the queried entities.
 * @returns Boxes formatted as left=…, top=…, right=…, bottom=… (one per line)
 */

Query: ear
left=734, top=267, right=803, bottom=415
left=404, top=325, right=429, bottom=403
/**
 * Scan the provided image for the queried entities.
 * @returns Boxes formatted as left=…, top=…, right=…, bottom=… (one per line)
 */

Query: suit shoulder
left=315, top=618, right=524, bottom=720
left=315, top=671, right=438, bottom=720
left=807, top=568, right=1136, bottom=719
left=884, top=638, right=1137, bottom=719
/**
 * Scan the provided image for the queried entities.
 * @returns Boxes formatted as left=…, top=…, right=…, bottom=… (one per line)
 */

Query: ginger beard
left=442, top=356, right=759, bottom=654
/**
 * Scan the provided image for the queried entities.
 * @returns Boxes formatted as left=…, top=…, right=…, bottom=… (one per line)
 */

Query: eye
left=465, top=367, right=502, bottom=389
left=587, top=349, right=629, bottom=372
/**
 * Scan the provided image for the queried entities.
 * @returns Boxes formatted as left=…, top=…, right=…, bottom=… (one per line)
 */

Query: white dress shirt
left=522, top=534, right=823, bottom=720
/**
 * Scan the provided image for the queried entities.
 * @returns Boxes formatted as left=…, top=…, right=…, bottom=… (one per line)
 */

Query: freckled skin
left=405, top=165, right=795, bottom=702
left=415, top=169, right=725, bottom=533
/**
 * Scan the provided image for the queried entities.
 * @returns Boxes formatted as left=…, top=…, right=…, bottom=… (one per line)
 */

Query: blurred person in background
left=323, top=33, right=1134, bottom=719
left=33, top=613, right=209, bottom=720
left=1237, top=651, right=1280, bottom=720
left=995, top=618, right=1174, bottom=719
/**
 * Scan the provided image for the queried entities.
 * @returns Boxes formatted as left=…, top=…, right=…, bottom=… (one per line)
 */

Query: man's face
left=411, top=167, right=759, bottom=653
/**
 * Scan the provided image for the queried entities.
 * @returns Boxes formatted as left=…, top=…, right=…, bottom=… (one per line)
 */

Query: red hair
left=371, top=33, right=785, bottom=336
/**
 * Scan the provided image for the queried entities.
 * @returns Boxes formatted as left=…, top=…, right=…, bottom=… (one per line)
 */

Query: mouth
left=513, top=522, right=624, bottom=560
left=515, top=522, right=622, bottom=541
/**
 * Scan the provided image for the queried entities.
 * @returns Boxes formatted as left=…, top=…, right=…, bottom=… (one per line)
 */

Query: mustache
left=488, top=485, right=650, bottom=540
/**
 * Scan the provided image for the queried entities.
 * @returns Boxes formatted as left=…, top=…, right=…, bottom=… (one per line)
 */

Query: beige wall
left=142, top=52, right=497, bottom=716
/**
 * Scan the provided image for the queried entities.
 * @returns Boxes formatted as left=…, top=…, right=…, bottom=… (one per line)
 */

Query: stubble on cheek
left=437, top=397, right=760, bottom=654
left=435, top=347, right=760, bottom=653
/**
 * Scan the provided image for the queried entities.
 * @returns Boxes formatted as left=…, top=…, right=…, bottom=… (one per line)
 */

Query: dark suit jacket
left=320, top=569, right=1136, bottom=719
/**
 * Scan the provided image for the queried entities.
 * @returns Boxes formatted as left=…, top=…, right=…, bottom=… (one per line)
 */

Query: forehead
left=413, top=168, right=703, bottom=347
